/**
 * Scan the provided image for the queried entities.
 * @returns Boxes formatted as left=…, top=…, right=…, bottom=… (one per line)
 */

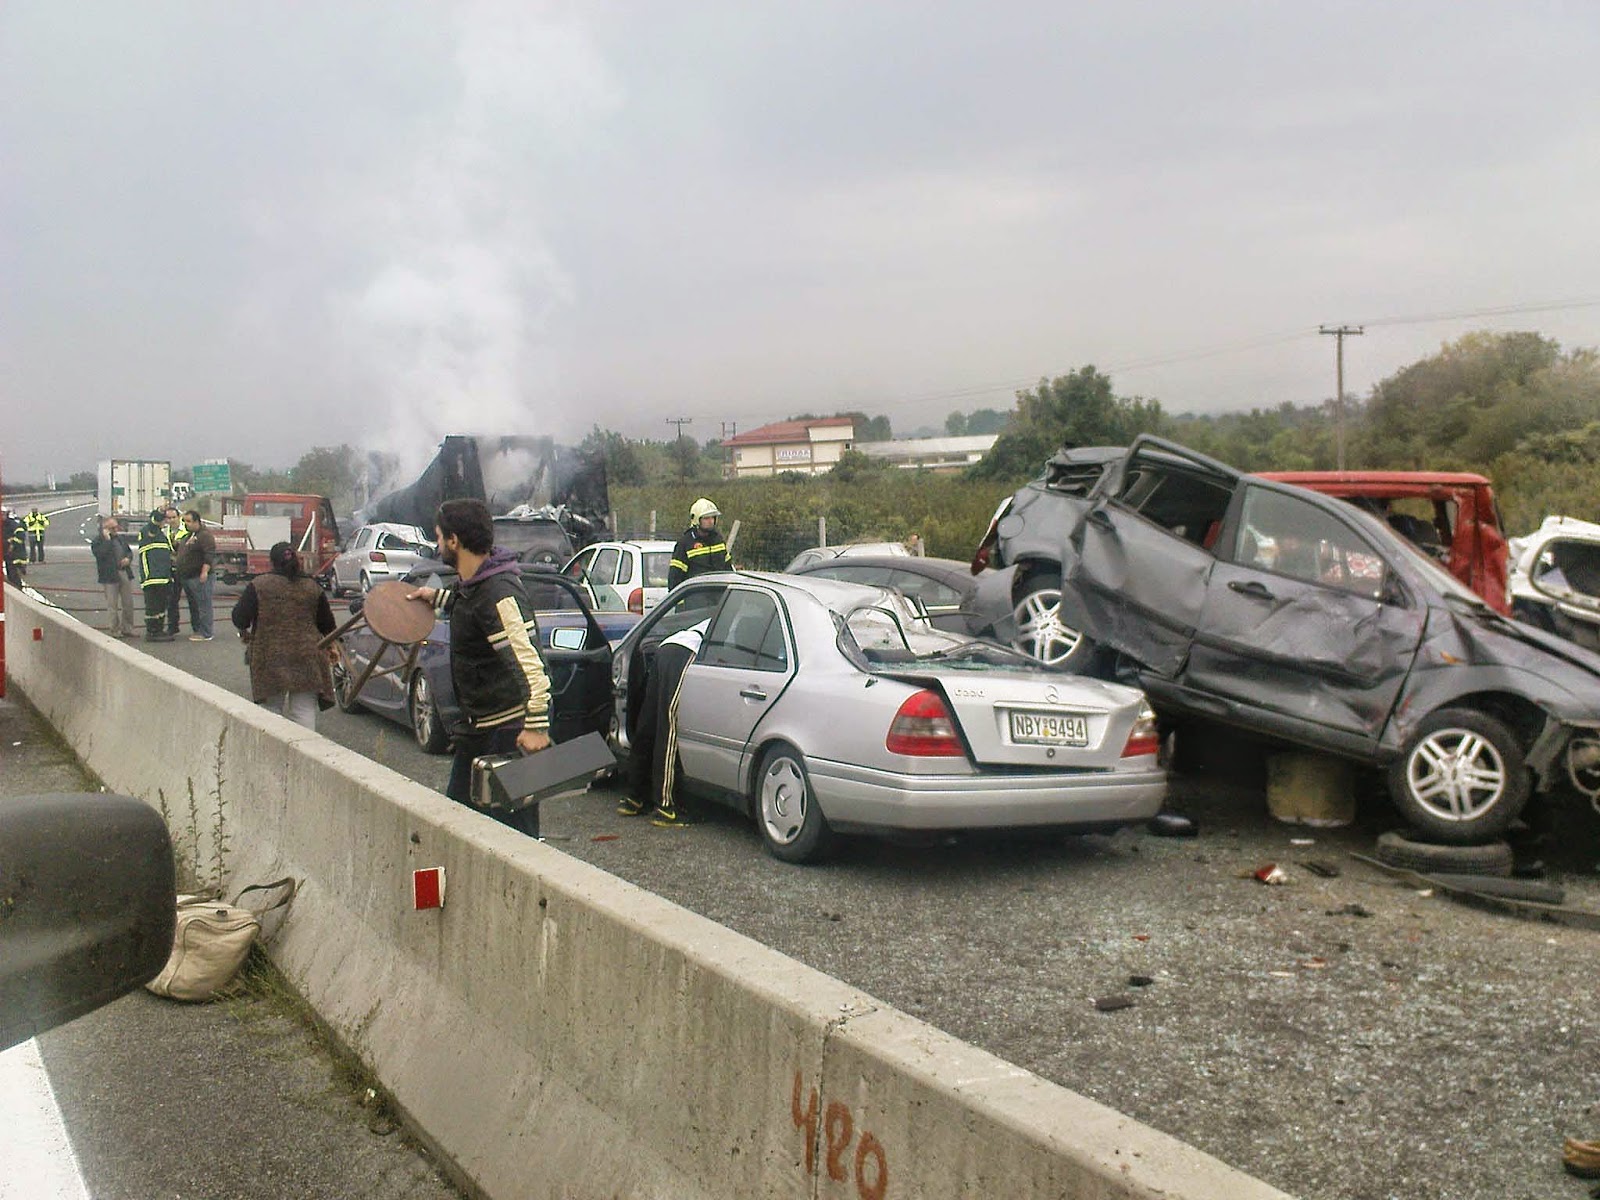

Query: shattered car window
left=837, top=602, right=1048, bottom=673
left=1237, top=488, right=1386, bottom=598
left=1115, top=460, right=1234, bottom=547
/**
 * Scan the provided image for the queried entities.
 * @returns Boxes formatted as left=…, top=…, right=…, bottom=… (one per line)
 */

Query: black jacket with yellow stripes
left=436, top=548, right=551, bottom=733
left=668, top=524, right=730, bottom=588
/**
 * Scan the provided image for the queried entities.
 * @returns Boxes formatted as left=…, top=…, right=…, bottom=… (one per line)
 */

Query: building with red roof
left=721, top=416, right=856, bottom=478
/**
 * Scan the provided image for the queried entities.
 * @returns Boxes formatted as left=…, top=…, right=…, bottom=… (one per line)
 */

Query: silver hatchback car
left=609, top=572, right=1166, bottom=862
left=329, top=522, right=434, bottom=595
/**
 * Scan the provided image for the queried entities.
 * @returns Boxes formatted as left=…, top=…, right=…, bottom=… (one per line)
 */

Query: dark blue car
left=333, top=561, right=641, bottom=753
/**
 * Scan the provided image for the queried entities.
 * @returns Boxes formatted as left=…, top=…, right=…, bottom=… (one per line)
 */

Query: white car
left=565, top=540, right=675, bottom=614
left=1510, top=514, right=1600, bottom=653
left=330, top=523, right=434, bottom=595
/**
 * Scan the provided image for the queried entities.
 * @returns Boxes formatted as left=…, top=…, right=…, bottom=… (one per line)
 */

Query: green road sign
left=191, top=463, right=232, bottom=494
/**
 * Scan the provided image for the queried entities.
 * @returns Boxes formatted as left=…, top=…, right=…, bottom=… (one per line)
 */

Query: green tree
left=945, top=411, right=969, bottom=436
left=578, top=426, right=646, bottom=487
left=969, top=367, right=1165, bottom=481
left=290, top=445, right=359, bottom=510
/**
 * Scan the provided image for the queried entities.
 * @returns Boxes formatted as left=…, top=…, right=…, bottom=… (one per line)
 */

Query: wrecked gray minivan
left=979, top=435, right=1600, bottom=844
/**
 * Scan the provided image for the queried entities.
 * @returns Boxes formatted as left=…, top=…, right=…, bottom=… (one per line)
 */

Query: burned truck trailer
left=364, top=436, right=609, bottom=560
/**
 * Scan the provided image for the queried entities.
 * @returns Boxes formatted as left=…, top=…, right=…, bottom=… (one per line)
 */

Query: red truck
left=209, top=493, right=341, bottom=584
left=1259, top=471, right=1510, bottom=615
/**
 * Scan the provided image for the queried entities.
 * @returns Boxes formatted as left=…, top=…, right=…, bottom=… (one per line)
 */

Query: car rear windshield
left=835, top=603, right=1043, bottom=673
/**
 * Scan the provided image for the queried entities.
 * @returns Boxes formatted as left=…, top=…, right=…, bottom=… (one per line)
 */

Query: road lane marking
left=0, top=1038, right=91, bottom=1200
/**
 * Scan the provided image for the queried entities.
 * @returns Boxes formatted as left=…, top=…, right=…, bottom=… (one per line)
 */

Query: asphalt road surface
left=15, top=556, right=1600, bottom=1200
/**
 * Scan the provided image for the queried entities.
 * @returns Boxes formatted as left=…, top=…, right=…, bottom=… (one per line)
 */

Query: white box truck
left=97, top=460, right=172, bottom=518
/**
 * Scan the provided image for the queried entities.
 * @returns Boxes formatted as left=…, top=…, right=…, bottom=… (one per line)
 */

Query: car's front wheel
left=1010, top=571, right=1089, bottom=668
left=754, top=744, right=832, bottom=864
left=1388, top=708, right=1529, bottom=843
left=409, top=672, right=451, bottom=754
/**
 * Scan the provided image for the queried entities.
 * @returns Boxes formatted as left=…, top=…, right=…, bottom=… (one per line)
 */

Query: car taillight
left=369, top=551, right=387, bottom=563
left=886, top=690, right=966, bottom=757
left=1121, top=705, right=1160, bottom=758
left=627, top=588, right=643, bottom=614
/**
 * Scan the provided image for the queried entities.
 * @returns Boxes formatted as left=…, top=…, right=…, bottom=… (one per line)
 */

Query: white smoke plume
left=340, top=2, right=622, bottom=498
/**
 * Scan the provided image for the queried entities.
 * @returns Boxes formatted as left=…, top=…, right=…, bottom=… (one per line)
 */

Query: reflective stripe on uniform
left=685, top=542, right=726, bottom=559
left=669, top=558, right=688, bottom=572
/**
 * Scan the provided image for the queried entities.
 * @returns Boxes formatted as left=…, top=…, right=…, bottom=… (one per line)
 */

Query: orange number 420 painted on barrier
left=791, top=1071, right=888, bottom=1199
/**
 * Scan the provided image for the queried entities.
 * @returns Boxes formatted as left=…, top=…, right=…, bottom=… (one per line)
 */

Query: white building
left=854, top=434, right=998, bottom=473
left=722, top=417, right=856, bottom=478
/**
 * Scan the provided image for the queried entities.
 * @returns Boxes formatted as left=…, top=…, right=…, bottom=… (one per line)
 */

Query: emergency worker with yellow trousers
left=667, top=498, right=730, bottom=589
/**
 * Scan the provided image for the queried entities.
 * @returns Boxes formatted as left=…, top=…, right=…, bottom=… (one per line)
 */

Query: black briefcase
left=470, top=732, right=616, bottom=815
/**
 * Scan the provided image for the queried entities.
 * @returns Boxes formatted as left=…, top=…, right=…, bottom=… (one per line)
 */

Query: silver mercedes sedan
left=609, top=572, right=1166, bottom=862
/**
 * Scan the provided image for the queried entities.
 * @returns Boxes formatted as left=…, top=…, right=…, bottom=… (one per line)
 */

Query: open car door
left=1065, top=437, right=1238, bottom=678
left=521, top=570, right=615, bottom=743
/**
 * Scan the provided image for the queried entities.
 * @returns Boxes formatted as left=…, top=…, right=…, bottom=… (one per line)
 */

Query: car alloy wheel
left=332, top=647, right=362, bottom=713
left=755, top=745, right=832, bottom=864
left=1389, top=708, right=1528, bottom=843
left=410, top=673, right=449, bottom=754
left=1010, top=573, right=1083, bottom=667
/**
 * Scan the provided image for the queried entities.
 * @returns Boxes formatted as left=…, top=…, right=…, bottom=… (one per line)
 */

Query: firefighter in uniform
left=23, top=507, right=50, bottom=562
left=3, top=510, right=26, bottom=585
left=138, top=508, right=176, bottom=642
left=667, top=498, right=731, bottom=589
left=619, top=618, right=709, bottom=826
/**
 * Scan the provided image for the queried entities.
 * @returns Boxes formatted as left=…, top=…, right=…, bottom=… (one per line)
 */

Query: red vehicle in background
left=209, top=493, right=341, bottom=584
left=1260, top=471, right=1510, bottom=615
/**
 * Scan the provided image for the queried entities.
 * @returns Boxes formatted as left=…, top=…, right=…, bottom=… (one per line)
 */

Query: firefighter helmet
left=690, top=498, right=720, bottom=523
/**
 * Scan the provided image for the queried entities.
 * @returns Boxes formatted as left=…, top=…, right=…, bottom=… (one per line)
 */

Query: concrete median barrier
left=3, top=584, right=1291, bottom=1200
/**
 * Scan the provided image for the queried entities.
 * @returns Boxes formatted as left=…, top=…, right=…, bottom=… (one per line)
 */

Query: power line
left=663, top=294, right=1600, bottom=429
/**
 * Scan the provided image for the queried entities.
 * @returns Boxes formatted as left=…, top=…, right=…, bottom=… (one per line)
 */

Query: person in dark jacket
left=3, top=511, right=25, bottom=586
left=667, top=498, right=731, bottom=589
left=137, top=509, right=175, bottom=642
left=90, top=516, right=137, bottom=637
left=407, top=498, right=552, bottom=836
left=174, top=510, right=218, bottom=640
left=231, top=542, right=336, bottom=729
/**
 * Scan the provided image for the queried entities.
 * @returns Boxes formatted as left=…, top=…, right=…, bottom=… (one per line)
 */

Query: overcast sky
left=4, top=1, right=1599, bottom=482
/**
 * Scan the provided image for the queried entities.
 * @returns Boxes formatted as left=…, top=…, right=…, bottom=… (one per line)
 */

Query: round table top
left=361, top=581, right=438, bottom=644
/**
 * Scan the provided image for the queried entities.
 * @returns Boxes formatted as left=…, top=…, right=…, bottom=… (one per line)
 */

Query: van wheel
left=1388, top=708, right=1529, bottom=844
left=754, top=744, right=832, bottom=863
left=410, top=673, right=450, bottom=754
left=1010, top=571, right=1090, bottom=668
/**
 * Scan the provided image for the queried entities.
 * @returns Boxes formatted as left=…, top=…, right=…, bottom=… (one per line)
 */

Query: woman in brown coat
left=231, top=542, right=336, bottom=729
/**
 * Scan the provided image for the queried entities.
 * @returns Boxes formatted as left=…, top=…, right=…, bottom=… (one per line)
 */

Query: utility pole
left=667, top=417, right=694, bottom=481
left=1319, top=325, right=1364, bottom=471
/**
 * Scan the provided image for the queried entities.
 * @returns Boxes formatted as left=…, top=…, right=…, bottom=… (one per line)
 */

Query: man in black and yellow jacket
left=23, top=507, right=50, bottom=562
left=137, top=509, right=176, bottom=642
left=667, top=498, right=731, bottom=589
left=408, top=498, right=552, bottom=836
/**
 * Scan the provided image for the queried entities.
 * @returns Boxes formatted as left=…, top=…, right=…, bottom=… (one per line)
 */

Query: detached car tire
left=1373, top=829, right=1514, bottom=878
left=1009, top=571, right=1091, bottom=669
left=409, top=673, right=451, bottom=754
left=754, top=744, right=833, bottom=864
left=1387, top=708, right=1529, bottom=844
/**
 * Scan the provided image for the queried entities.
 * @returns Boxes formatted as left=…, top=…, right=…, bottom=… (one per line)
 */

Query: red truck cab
left=1261, top=471, right=1509, bottom=614
left=211, top=494, right=340, bottom=584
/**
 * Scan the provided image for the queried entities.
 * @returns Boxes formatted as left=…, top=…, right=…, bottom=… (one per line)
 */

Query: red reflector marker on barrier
left=413, top=867, right=446, bottom=910
left=32, top=628, right=42, bottom=641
